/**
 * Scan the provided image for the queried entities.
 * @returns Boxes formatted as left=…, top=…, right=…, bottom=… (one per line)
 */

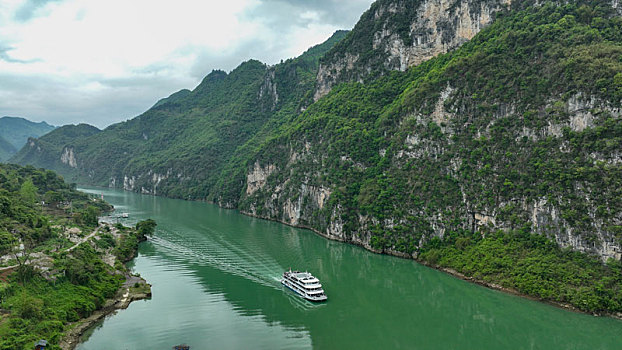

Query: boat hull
left=281, top=279, right=327, bottom=302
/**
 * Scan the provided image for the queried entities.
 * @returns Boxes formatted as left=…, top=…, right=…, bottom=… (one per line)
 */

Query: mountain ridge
left=0, top=134, right=17, bottom=161
left=0, top=116, right=55, bottom=161
left=11, top=30, right=349, bottom=199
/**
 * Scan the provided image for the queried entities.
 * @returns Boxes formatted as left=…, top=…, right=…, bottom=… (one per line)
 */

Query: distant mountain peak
left=1, top=115, right=55, bottom=127
left=0, top=116, right=56, bottom=161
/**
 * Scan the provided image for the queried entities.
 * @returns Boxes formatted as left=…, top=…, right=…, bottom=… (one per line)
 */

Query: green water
left=76, top=187, right=622, bottom=350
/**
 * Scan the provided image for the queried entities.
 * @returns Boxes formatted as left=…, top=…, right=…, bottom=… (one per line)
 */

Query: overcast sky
left=0, top=0, right=374, bottom=128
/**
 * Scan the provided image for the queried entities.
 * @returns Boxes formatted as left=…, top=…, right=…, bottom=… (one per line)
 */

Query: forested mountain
left=11, top=0, right=622, bottom=313
left=12, top=30, right=348, bottom=201
left=0, top=117, right=55, bottom=161
left=11, top=123, right=101, bottom=172
left=243, top=0, right=622, bottom=257
left=0, top=136, right=16, bottom=162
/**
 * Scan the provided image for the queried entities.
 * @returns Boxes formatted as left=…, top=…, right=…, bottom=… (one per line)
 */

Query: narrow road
left=66, top=228, right=99, bottom=252
left=0, top=264, right=17, bottom=272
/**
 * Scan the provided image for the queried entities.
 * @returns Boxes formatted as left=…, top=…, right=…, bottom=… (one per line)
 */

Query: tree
left=0, top=230, right=15, bottom=256
left=136, top=219, right=157, bottom=240
left=12, top=231, right=35, bottom=283
left=78, top=206, right=99, bottom=227
left=19, top=179, right=37, bottom=205
left=43, top=190, right=64, bottom=206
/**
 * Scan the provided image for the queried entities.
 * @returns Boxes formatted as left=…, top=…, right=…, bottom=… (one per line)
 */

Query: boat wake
left=149, top=228, right=324, bottom=310
left=149, top=233, right=283, bottom=291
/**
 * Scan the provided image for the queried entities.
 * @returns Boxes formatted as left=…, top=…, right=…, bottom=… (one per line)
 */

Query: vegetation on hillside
left=420, top=229, right=622, bottom=312
left=0, top=136, right=16, bottom=162
left=0, top=164, right=153, bottom=349
left=10, top=124, right=101, bottom=171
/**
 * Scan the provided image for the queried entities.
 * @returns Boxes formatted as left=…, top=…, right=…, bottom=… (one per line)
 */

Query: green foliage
left=19, top=179, right=37, bottom=205
left=0, top=163, right=139, bottom=350
left=14, top=293, right=44, bottom=319
left=95, top=233, right=115, bottom=249
left=136, top=219, right=157, bottom=239
left=0, top=164, right=111, bottom=254
left=77, top=206, right=100, bottom=227
left=1, top=270, right=122, bottom=350
left=0, top=231, right=15, bottom=256
left=114, top=220, right=155, bottom=262
left=420, top=230, right=622, bottom=313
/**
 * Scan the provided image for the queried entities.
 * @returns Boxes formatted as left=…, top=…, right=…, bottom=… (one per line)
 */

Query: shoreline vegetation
left=0, top=164, right=156, bottom=350
left=59, top=273, right=151, bottom=350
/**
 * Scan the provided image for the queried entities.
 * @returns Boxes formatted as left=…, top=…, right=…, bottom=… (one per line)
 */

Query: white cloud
left=0, top=0, right=374, bottom=128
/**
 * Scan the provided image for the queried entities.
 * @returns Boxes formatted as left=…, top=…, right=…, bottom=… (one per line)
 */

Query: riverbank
left=241, top=210, right=622, bottom=321
left=59, top=274, right=152, bottom=350
left=72, top=185, right=622, bottom=321
left=429, top=263, right=622, bottom=321
left=0, top=220, right=156, bottom=349
left=58, top=220, right=157, bottom=349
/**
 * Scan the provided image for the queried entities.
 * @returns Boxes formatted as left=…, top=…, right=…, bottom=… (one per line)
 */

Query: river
left=76, top=186, right=622, bottom=350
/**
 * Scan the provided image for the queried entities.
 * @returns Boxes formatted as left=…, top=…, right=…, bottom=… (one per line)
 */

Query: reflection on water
left=77, top=186, right=622, bottom=350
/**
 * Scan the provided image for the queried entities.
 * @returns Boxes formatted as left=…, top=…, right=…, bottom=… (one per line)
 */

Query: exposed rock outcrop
left=315, top=0, right=512, bottom=100
left=246, top=162, right=277, bottom=196
left=60, top=147, right=77, bottom=168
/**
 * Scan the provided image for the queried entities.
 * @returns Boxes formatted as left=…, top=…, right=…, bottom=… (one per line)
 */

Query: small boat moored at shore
left=281, top=269, right=327, bottom=302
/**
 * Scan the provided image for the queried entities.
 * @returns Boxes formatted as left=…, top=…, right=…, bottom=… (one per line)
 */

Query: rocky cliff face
left=113, top=169, right=173, bottom=195
left=242, top=89, right=622, bottom=261
left=60, top=147, right=77, bottom=168
left=248, top=0, right=620, bottom=264
left=314, top=0, right=511, bottom=100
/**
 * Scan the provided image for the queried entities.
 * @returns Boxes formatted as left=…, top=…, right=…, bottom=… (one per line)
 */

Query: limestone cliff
left=239, top=0, right=622, bottom=262
left=243, top=91, right=622, bottom=262
left=60, top=147, right=77, bottom=168
left=314, top=0, right=512, bottom=100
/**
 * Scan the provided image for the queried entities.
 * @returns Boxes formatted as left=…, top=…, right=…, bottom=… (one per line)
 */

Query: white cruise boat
left=281, top=269, right=327, bottom=302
